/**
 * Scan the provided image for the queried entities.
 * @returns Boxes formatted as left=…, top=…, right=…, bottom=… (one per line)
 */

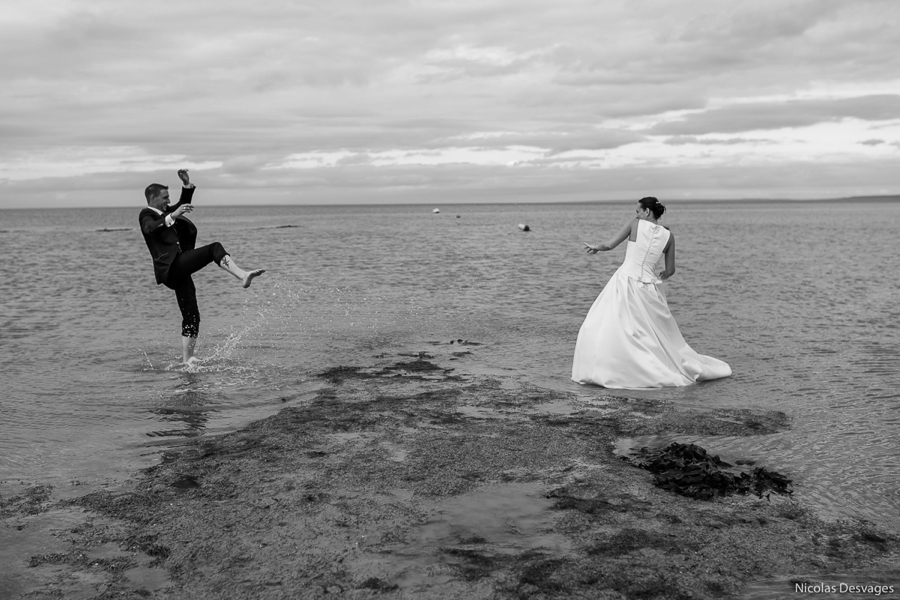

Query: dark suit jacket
left=139, top=186, right=198, bottom=285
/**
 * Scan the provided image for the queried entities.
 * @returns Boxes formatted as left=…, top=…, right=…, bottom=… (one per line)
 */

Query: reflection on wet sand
left=146, top=374, right=216, bottom=438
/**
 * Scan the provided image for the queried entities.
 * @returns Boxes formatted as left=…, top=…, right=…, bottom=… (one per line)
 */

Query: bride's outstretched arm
left=583, top=219, right=634, bottom=254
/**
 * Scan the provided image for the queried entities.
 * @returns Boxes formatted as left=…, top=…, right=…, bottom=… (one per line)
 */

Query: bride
left=572, top=197, right=731, bottom=389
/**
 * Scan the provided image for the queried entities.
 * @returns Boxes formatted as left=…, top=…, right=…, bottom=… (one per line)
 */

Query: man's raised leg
left=170, top=243, right=265, bottom=289
left=219, top=255, right=266, bottom=288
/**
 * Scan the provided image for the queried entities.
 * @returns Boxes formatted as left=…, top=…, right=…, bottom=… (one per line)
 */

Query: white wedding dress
left=572, top=219, right=732, bottom=389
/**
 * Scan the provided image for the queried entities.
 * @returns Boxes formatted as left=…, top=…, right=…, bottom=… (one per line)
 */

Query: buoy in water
left=518, top=223, right=530, bottom=232
left=433, top=208, right=440, bottom=213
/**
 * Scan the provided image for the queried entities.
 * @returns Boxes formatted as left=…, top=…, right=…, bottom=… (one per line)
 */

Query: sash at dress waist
left=620, top=265, right=662, bottom=285
left=630, top=275, right=662, bottom=285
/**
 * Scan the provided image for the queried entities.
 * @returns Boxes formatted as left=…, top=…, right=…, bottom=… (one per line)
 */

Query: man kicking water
left=140, top=169, right=265, bottom=366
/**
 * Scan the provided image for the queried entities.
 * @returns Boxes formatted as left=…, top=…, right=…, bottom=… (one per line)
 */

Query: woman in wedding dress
left=572, top=197, right=731, bottom=389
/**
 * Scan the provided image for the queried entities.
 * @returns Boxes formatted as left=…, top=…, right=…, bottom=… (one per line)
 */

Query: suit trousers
left=165, top=243, right=229, bottom=337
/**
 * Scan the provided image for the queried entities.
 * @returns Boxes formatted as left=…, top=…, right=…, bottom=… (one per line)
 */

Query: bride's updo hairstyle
left=639, top=196, right=666, bottom=220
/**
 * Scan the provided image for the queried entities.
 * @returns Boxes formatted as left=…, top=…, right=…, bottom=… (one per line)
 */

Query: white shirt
left=147, top=206, right=176, bottom=228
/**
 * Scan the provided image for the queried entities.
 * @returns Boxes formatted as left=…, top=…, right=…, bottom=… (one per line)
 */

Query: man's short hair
left=145, top=183, right=168, bottom=203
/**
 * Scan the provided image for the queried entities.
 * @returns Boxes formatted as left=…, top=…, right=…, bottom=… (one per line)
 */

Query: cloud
left=1, top=0, right=900, bottom=206
left=649, top=95, right=900, bottom=135
left=0, top=147, right=221, bottom=182
left=676, top=0, right=839, bottom=44
left=664, top=136, right=774, bottom=146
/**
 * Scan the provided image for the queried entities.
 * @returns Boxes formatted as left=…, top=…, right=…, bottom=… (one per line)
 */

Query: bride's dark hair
left=638, top=196, right=666, bottom=219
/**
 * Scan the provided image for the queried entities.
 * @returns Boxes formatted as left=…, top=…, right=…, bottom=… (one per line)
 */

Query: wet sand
left=2, top=349, right=899, bottom=599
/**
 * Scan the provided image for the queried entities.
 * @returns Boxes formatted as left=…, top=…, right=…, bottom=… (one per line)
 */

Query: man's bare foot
left=183, top=356, right=202, bottom=369
left=242, top=269, right=266, bottom=288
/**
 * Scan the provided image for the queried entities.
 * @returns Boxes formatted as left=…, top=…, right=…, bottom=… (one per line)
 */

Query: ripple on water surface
left=349, top=482, right=571, bottom=589
left=1, top=202, right=899, bottom=533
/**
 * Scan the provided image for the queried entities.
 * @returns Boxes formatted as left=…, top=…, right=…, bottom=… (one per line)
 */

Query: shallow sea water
left=1, top=200, right=898, bottom=532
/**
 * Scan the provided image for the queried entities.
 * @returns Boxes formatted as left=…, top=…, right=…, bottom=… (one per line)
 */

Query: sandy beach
left=2, top=347, right=898, bottom=599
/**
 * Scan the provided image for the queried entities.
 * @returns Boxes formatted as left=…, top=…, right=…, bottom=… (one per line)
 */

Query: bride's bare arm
left=583, top=219, right=635, bottom=254
left=658, top=232, right=676, bottom=280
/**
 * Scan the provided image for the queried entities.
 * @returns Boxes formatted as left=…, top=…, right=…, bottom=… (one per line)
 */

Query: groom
left=140, top=169, right=265, bottom=365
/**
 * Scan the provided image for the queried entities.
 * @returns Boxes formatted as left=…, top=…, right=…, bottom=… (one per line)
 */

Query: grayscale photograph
left=1, top=1, right=898, bottom=599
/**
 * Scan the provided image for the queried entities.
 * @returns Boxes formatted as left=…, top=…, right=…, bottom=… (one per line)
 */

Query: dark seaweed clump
left=627, top=442, right=792, bottom=500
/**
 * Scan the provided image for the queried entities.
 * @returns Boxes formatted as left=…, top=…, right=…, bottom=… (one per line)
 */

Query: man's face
left=150, top=190, right=171, bottom=212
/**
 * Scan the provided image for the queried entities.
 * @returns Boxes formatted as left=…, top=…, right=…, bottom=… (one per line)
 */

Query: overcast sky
left=2, top=0, right=899, bottom=207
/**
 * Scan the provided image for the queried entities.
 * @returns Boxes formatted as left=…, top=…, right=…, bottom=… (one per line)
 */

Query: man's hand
left=177, top=169, right=191, bottom=187
left=172, top=204, right=194, bottom=218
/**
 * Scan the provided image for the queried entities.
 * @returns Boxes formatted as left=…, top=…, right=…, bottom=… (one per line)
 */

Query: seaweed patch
left=318, top=358, right=459, bottom=383
left=625, top=442, right=793, bottom=500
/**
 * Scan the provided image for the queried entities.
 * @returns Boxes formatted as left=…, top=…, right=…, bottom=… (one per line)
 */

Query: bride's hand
left=583, top=242, right=600, bottom=254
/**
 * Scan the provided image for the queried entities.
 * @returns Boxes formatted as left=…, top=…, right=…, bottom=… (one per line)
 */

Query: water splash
left=138, top=348, right=155, bottom=371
